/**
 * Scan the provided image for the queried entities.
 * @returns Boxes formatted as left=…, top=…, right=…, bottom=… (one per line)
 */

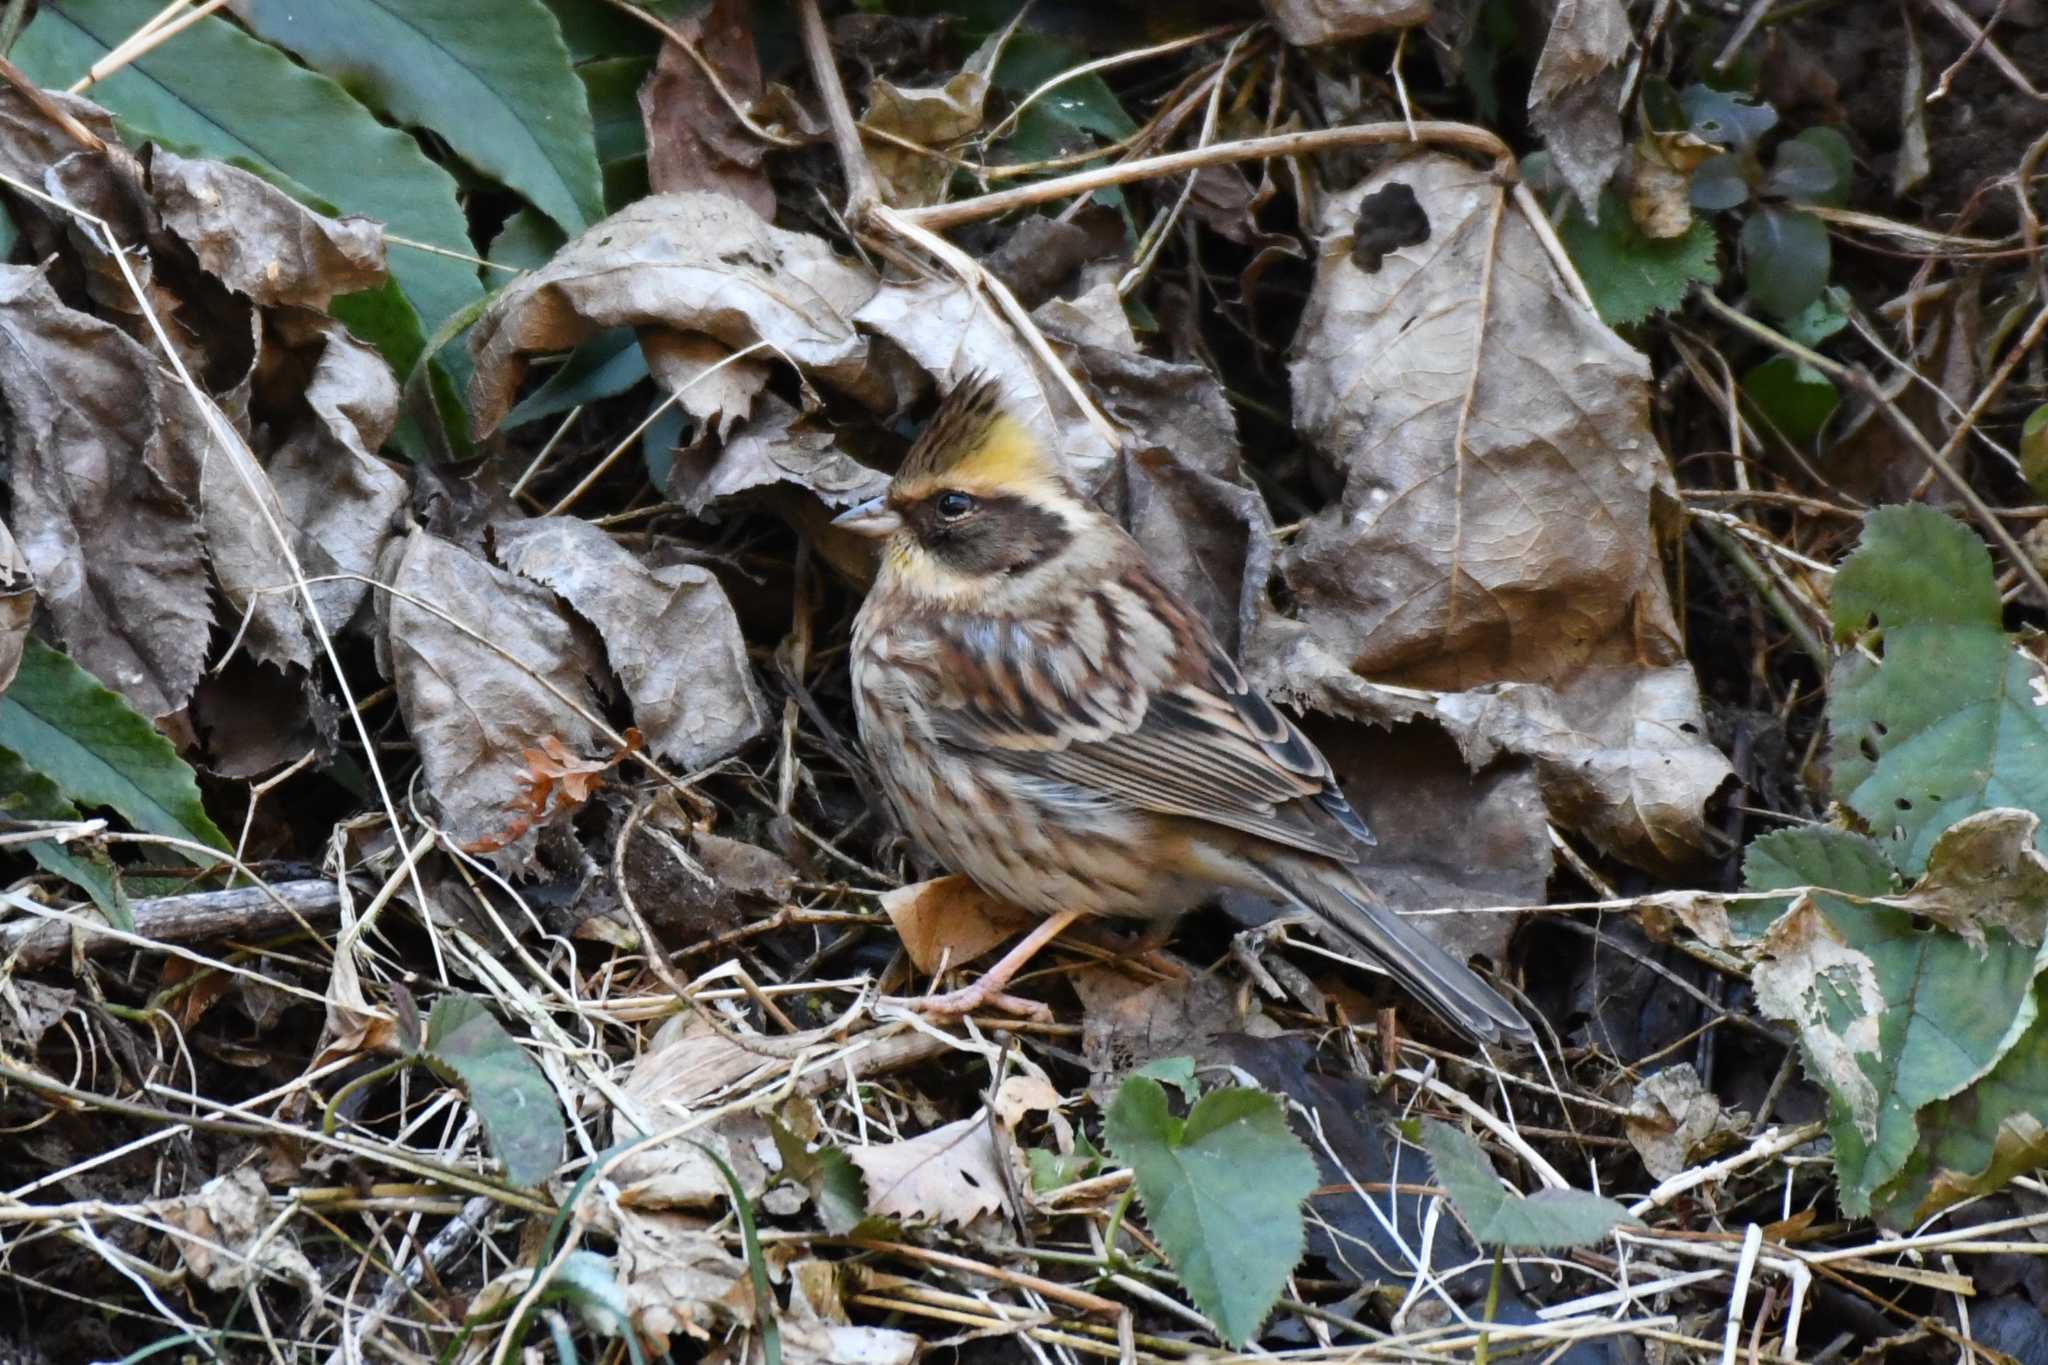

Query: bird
left=832, top=374, right=1534, bottom=1045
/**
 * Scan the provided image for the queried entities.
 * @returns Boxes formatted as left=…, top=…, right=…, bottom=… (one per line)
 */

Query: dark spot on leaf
left=1679, top=722, right=1700, bottom=735
left=1873, top=721, right=1889, bottom=736
left=1859, top=737, right=1879, bottom=761
left=1896, top=797, right=1912, bottom=811
left=1351, top=182, right=1429, bottom=273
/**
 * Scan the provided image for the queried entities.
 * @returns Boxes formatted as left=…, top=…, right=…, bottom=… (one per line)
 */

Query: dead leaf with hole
left=466, top=193, right=882, bottom=436
left=854, top=279, right=1118, bottom=491
left=848, top=1111, right=1009, bottom=1228
left=1527, top=0, right=1632, bottom=218
left=493, top=515, right=767, bottom=769
left=1625, top=1063, right=1747, bottom=1180
left=380, top=528, right=608, bottom=862
left=881, top=874, right=1038, bottom=975
left=640, top=0, right=775, bottom=219
left=0, top=267, right=213, bottom=719
left=1272, top=155, right=1731, bottom=872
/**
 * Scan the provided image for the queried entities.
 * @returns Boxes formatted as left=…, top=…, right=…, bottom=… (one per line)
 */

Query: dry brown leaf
left=186, top=388, right=315, bottom=673
left=1882, top=809, right=2048, bottom=949
left=492, top=514, right=767, bottom=769
left=163, top=1168, right=319, bottom=1295
left=880, top=874, right=1038, bottom=975
left=782, top=1260, right=922, bottom=1365
left=1274, top=156, right=1730, bottom=870
left=849, top=1111, right=1008, bottom=1227
left=992, top=1074, right=1063, bottom=1131
left=640, top=0, right=776, bottom=218
left=0, top=267, right=213, bottom=719
left=0, top=519, right=35, bottom=696
left=1624, top=1063, right=1747, bottom=1180
left=380, top=528, right=608, bottom=862
left=602, top=1208, right=755, bottom=1351
left=1260, top=0, right=1431, bottom=45
left=1527, top=0, right=1632, bottom=217
left=669, top=393, right=889, bottom=518
left=860, top=51, right=990, bottom=208
left=467, top=193, right=881, bottom=435
left=149, top=148, right=386, bottom=308
left=641, top=327, right=772, bottom=438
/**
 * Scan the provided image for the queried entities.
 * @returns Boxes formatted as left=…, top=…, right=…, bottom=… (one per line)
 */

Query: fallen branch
left=0, top=878, right=341, bottom=969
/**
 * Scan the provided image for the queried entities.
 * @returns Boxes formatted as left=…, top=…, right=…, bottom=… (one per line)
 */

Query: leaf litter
left=1, top=4, right=2046, bottom=1363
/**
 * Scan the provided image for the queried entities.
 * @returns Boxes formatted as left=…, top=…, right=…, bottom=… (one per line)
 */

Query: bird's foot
left=880, top=980, right=1053, bottom=1022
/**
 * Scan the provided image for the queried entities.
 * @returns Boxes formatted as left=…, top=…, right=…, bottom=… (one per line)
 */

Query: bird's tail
left=1256, top=864, right=1534, bottom=1046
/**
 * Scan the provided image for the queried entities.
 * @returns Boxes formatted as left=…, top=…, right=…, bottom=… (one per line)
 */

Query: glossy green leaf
left=503, top=328, right=649, bottom=430
left=0, top=639, right=228, bottom=862
left=422, top=994, right=566, bottom=1189
left=1742, top=355, right=1838, bottom=443
left=238, top=0, right=602, bottom=235
left=16, top=0, right=479, bottom=347
left=1102, top=1076, right=1316, bottom=1348
left=1422, top=1120, right=1638, bottom=1249
left=1740, top=205, right=1829, bottom=318
left=1826, top=506, right=2048, bottom=875
left=0, top=739, right=125, bottom=917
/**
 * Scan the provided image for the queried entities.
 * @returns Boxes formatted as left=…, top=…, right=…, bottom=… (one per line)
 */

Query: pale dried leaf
left=150, top=148, right=386, bottom=307
left=0, top=266, right=213, bottom=718
left=993, top=1074, right=1063, bottom=1131
left=671, top=392, right=889, bottom=516
left=1260, top=0, right=1431, bottom=45
left=381, top=528, right=607, bottom=861
left=640, top=0, right=775, bottom=217
left=1751, top=898, right=1884, bottom=1135
left=848, top=1111, right=1008, bottom=1227
left=0, top=519, right=35, bottom=696
left=467, top=193, right=879, bottom=435
left=1887, top=809, right=2048, bottom=949
left=164, top=1169, right=319, bottom=1295
left=192, top=392, right=315, bottom=672
left=641, top=327, right=771, bottom=438
left=606, top=1208, right=755, bottom=1350
left=1527, top=0, right=1632, bottom=217
left=861, top=61, right=988, bottom=208
left=855, top=279, right=1118, bottom=490
left=881, top=874, right=1037, bottom=975
left=1624, top=1063, right=1747, bottom=1180
left=493, top=515, right=768, bottom=769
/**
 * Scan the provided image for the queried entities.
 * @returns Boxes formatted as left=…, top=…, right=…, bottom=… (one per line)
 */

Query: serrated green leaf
left=422, top=994, right=566, bottom=1189
left=1556, top=191, right=1720, bottom=327
left=1027, top=1130, right=1102, bottom=1193
left=1741, top=205, right=1830, bottom=318
left=0, top=640, right=227, bottom=862
left=16, top=0, right=479, bottom=351
left=1132, top=1056, right=1200, bottom=1104
left=1742, top=355, right=1838, bottom=443
left=1824, top=507, right=2048, bottom=875
left=1742, top=821, right=2044, bottom=1215
left=1740, top=825, right=1898, bottom=937
left=238, top=0, right=602, bottom=236
left=1422, top=1120, right=1638, bottom=1250
left=1102, top=1077, right=1316, bottom=1348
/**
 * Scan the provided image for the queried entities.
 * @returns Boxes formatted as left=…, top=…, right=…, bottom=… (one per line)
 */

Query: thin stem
left=797, top=0, right=878, bottom=220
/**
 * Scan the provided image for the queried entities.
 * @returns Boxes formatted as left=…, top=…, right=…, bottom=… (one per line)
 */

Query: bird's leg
left=884, top=908, right=1085, bottom=1021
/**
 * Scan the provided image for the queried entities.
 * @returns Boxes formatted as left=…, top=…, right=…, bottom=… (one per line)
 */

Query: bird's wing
left=926, top=567, right=1373, bottom=862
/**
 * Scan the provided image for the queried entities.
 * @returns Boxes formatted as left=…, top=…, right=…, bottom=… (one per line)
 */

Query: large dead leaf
left=493, top=515, right=768, bottom=769
left=854, top=279, right=1118, bottom=490
left=380, top=528, right=607, bottom=860
left=639, top=0, right=775, bottom=218
left=848, top=1111, right=1009, bottom=1227
left=189, top=389, right=315, bottom=672
left=1274, top=156, right=1730, bottom=870
left=259, top=312, right=408, bottom=635
left=149, top=148, right=386, bottom=308
left=0, top=267, right=213, bottom=719
left=1527, top=0, right=1632, bottom=217
left=466, top=193, right=881, bottom=435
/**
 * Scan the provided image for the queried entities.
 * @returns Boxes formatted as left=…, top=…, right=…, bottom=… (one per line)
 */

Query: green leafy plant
left=1100, top=1064, right=1318, bottom=1348
left=1733, top=505, right=2048, bottom=1224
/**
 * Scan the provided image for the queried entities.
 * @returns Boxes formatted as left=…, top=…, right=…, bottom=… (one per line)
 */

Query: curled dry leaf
left=640, top=327, right=771, bottom=440
left=466, top=192, right=881, bottom=436
left=881, top=873, right=1038, bottom=975
left=855, top=278, right=1118, bottom=489
left=164, top=1168, right=319, bottom=1295
left=0, top=267, right=213, bottom=719
left=1624, top=1063, right=1747, bottom=1180
left=380, top=528, right=607, bottom=861
left=188, top=387, right=316, bottom=673
left=605, top=1209, right=756, bottom=1350
left=493, top=515, right=768, bottom=769
left=1275, top=156, right=1730, bottom=871
left=639, top=0, right=776, bottom=218
left=860, top=43, right=991, bottom=208
left=149, top=148, right=386, bottom=308
left=1260, top=0, right=1432, bottom=45
left=669, top=392, right=888, bottom=517
left=849, top=1111, right=1009, bottom=1228
left=1527, top=0, right=1633, bottom=218
left=1885, top=808, right=2048, bottom=949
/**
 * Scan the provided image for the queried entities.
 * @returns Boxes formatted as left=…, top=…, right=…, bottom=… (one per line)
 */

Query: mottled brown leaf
left=639, top=0, right=775, bottom=218
left=1528, top=0, right=1632, bottom=217
left=669, top=393, right=888, bottom=517
left=492, top=515, right=767, bottom=769
left=1260, top=0, right=1430, bottom=46
left=149, top=148, right=386, bottom=308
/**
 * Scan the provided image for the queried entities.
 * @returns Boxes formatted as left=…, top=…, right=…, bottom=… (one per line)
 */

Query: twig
left=796, top=0, right=878, bottom=220
left=0, top=878, right=342, bottom=969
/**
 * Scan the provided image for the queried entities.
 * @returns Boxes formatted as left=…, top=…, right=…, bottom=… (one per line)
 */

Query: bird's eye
left=935, top=491, right=976, bottom=520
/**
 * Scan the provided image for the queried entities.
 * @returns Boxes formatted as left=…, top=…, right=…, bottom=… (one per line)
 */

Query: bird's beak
left=832, top=496, right=903, bottom=539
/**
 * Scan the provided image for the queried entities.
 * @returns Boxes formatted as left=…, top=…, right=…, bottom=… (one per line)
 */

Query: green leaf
left=1556, top=191, right=1720, bottom=327
left=237, top=0, right=603, bottom=235
left=0, top=640, right=228, bottom=862
left=1761, top=136, right=1840, bottom=203
left=1131, top=1056, right=1200, bottom=1104
left=581, top=56, right=653, bottom=166
left=1026, top=1130, right=1103, bottom=1193
left=503, top=328, right=649, bottom=430
left=0, top=739, right=127, bottom=917
left=1790, top=126, right=1853, bottom=208
left=1421, top=1120, right=1638, bottom=1250
left=1740, top=205, right=1829, bottom=318
left=422, top=994, right=566, bottom=1189
left=1680, top=84, right=1777, bottom=151
left=1101, top=1077, right=1316, bottom=1348
left=540, top=1249, right=634, bottom=1342
left=488, top=208, right=566, bottom=275
left=1740, top=825, right=1898, bottom=938
left=2019, top=403, right=2048, bottom=501
left=16, top=0, right=479, bottom=349
left=768, top=1119, right=871, bottom=1236
left=1781, top=285, right=1851, bottom=347
left=1742, top=355, right=1838, bottom=443
left=1825, top=506, right=2048, bottom=875
left=543, top=0, right=658, bottom=62
left=1742, top=820, right=2045, bottom=1215
left=1688, top=152, right=1754, bottom=211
